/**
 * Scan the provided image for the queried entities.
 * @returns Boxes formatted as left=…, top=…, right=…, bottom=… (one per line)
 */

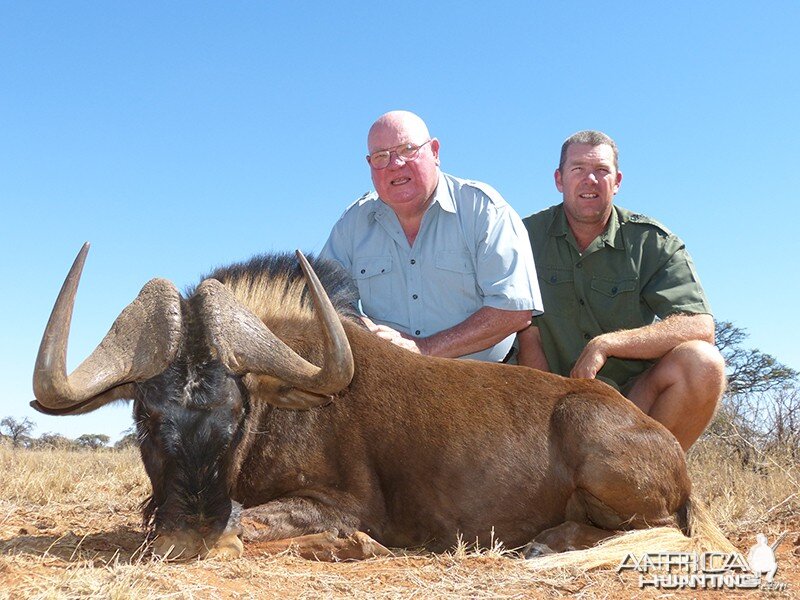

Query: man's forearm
left=571, top=313, right=715, bottom=379
left=593, top=313, right=715, bottom=361
left=516, top=325, right=550, bottom=371
left=416, top=306, right=532, bottom=359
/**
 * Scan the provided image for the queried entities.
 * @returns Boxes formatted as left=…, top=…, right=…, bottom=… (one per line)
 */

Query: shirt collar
left=602, top=206, right=623, bottom=249
left=374, top=170, right=450, bottom=219
left=548, top=203, right=623, bottom=249
left=430, top=171, right=456, bottom=213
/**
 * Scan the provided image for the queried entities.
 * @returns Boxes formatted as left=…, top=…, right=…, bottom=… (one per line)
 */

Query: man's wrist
left=589, top=334, right=612, bottom=359
left=414, top=336, right=433, bottom=356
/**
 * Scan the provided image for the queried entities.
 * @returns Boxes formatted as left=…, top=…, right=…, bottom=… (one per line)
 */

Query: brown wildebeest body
left=235, top=320, right=688, bottom=553
left=32, top=245, right=689, bottom=559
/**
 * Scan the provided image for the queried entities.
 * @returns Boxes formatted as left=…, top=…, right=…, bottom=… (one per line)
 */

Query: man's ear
left=614, top=170, right=623, bottom=194
left=554, top=168, right=564, bottom=193
left=430, top=138, right=440, bottom=165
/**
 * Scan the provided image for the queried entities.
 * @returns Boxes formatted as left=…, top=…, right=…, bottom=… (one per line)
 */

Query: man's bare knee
left=671, top=340, right=726, bottom=396
left=627, top=340, right=725, bottom=451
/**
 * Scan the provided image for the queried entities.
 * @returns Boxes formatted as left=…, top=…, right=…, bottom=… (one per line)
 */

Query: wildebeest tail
left=678, top=494, right=737, bottom=554
left=526, top=495, right=737, bottom=572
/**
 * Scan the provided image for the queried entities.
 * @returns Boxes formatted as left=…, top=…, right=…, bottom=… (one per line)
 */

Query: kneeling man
left=518, top=130, right=725, bottom=450
left=322, top=110, right=542, bottom=362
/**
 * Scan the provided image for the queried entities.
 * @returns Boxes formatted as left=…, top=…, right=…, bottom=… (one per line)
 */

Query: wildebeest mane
left=188, top=252, right=361, bottom=324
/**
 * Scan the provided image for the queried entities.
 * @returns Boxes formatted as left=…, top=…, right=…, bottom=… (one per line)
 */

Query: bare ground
left=1, top=443, right=798, bottom=599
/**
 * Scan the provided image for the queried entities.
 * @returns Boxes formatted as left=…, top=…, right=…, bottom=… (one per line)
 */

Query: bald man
left=320, top=111, right=542, bottom=362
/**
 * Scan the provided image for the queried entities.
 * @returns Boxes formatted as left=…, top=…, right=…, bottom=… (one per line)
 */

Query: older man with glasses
left=320, top=110, right=542, bottom=362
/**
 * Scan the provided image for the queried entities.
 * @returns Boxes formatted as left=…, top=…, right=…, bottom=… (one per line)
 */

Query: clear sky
left=2, top=2, right=798, bottom=441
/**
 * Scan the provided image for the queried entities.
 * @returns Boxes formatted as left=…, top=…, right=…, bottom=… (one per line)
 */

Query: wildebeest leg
left=525, top=521, right=613, bottom=556
left=530, top=392, right=690, bottom=556
left=241, top=496, right=361, bottom=540
left=240, top=496, right=390, bottom=561
left=249, top=531, right=392, bottom=561
left=525, top=493, right=623, bottom=555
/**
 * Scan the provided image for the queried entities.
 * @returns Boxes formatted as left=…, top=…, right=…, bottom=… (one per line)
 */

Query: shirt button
left=611, top=286, right=618, bottom=294
left=579, top=299, right=585, bottom=306
left=410, top=259, right=416, bottom=265
left=360, top=269, right=366, bottom=274
left=584, top=333, right=591, bottom=340
left=412, top=294, right=418, bottom=300
left=576, top=263, right=583, bottom=269
left=415, top=330, right=421, bottom=335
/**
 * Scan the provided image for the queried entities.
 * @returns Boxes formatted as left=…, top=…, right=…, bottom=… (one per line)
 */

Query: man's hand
left=361, top=317, right=422, bottom=354
left=570, top=336, right=609, bottom=379
left=569, top=314, right=715, bottom=379
left=361, top=307, right=530, bottom=359
left=516, top=326, right=550, bottom=371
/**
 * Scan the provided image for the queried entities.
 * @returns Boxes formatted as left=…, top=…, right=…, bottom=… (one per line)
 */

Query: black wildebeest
left=32, top=244, right=706, bottom=560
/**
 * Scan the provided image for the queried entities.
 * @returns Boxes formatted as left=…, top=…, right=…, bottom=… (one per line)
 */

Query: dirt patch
left=1, top=445, right=798, bottom=598
left=1, top=509, right=798, bottom=598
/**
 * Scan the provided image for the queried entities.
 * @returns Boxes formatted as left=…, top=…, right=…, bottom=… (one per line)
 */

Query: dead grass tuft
left=687, top=438, right=800, bottom=531
left=1, top=438, right=797, bottom=598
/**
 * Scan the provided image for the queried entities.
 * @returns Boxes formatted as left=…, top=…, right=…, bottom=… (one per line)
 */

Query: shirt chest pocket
left=435, top=251, right=477, bottom=301
left=539, top=267, right=577, bottom=317
left=353, top=256, right=394, bottom=319
left=589, top=275, right=640, bottom=330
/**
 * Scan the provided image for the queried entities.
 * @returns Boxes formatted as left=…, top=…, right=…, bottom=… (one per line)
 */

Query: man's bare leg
left=627, top=340, right=725, bottom=451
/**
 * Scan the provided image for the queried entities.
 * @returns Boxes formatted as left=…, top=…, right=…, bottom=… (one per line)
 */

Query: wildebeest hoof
left=205, top=531, right=244, bottom=560
left=522, top=541, right=556, bottom=559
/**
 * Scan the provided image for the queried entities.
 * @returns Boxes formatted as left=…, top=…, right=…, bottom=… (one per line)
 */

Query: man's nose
left=585, top=172, right=598, bottom=183
left=387, top=151, right=406, bottom=169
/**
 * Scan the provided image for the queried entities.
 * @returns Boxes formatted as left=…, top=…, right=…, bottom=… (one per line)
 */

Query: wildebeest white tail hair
left=526, top=495, right=736, bottom=572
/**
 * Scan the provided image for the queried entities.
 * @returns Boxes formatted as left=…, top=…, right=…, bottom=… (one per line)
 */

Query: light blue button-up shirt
left=320, top=172, right=543, bottom=362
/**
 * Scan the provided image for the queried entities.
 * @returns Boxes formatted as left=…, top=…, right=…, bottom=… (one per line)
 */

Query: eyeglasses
left=367, top=139, right=433, bottom=169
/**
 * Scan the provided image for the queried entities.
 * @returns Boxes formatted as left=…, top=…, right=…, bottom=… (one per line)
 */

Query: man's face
left=555, top=143, right=622, bottom=228
left=367, top=117, right=440, bottom=215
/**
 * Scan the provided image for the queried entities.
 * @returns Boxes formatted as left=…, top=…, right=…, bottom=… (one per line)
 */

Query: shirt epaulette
left=343, top=191, right=377, bottom=211
left=619, top=208, right=674, bottom=236
left=459, top=179, right=507, bottom=207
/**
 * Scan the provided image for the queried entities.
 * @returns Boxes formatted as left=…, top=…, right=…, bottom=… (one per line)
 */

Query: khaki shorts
left=596, top=372, right=643, bottom=397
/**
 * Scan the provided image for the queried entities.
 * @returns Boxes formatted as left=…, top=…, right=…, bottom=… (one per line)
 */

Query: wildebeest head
left=32, top=244, right=355, bottom=559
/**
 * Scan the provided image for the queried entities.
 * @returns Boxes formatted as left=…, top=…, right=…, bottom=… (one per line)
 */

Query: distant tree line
left=3, top=319, right=798, bottom=455
left=0, top=417, right=137, bottom=450
left=706, top=321, right=799, bottom=460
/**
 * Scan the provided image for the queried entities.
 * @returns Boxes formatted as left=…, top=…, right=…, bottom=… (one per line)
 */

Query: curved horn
left=32, top=243, right=183, bottom=410
left=197, top=250, right=354, bottom=399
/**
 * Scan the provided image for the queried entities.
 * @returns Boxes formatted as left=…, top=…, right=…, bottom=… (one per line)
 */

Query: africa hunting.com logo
left=616, top=533, right=788, bottom=591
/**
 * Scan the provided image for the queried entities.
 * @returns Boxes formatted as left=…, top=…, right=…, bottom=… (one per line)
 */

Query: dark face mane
left=197, top=252, right=361, bottom=324
left=133, top=254, right=358, bottom=537
left=136, top=296, right=249, bottom=536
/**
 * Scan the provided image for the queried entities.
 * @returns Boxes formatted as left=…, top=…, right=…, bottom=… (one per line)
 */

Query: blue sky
left=2, top=2, right=798, bottom=441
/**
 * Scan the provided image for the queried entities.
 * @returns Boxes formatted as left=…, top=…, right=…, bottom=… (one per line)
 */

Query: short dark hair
left=558, top=130, right=619, bottom=171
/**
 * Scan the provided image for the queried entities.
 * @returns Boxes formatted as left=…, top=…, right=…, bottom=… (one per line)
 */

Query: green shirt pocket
left=589, top=275, right=640, bottom=330
left=590, top=276, right=637, bottom=297
left=539, top=267, right=577, bottom=317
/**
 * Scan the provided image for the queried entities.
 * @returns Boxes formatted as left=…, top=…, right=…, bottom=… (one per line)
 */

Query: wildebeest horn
left=32, top=243, right=183, bottom=411
left=196, top=250, right=354, bottom=401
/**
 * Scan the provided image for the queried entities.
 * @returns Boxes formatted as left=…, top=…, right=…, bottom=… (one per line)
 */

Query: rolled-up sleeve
left=642, top=241, right=712, bottom=318
left=473, top=198, right=544, bottom=315
left=320, top=217, right=353, bottom=273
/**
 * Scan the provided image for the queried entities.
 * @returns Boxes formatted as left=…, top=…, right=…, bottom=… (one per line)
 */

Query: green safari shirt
left=522, top=203, right=712, bottom=390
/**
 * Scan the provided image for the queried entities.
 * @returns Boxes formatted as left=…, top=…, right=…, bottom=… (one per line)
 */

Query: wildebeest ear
left=269, top=388, right=333, bottom=410
left=29, top=383, right=137, bottom=415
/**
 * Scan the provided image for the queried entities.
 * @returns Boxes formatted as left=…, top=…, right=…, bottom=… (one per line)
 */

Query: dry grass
left=687, top=438, right=800, bottom=530
left=0, top=439, right=798, bottom=599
